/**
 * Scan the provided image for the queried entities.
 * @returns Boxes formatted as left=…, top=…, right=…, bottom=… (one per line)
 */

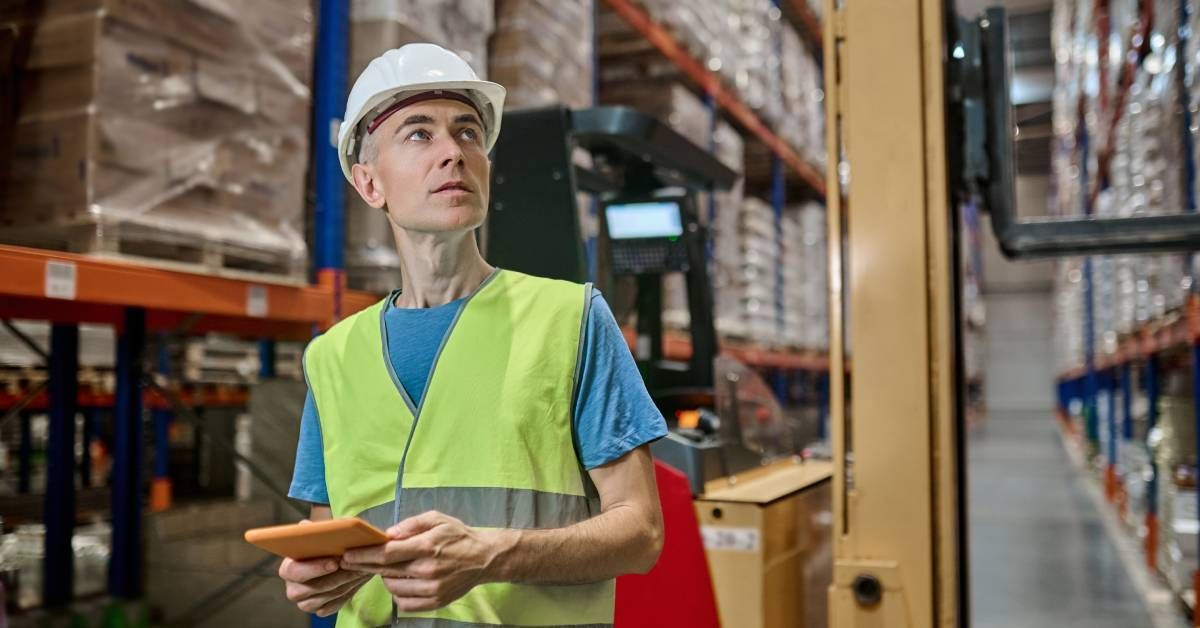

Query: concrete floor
left=968, top=410, right=1162, bottom=628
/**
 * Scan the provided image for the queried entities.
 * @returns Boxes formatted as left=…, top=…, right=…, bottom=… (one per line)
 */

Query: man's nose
left=437, top=135, right=465, bottom=169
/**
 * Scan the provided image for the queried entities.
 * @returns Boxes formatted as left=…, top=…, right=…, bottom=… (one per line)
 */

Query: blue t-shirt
left=288, top=287, right=667, bottom=505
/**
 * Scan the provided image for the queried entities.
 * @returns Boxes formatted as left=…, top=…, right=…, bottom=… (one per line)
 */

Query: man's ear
left=351, top=162, right=387, bottom=209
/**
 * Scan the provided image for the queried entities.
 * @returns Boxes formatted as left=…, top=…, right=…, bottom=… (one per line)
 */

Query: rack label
left=701, top=526, right=760, bottom=552
left=246, top=285, right=268, bottom=317
left=45, top=261, right=77, bottom=300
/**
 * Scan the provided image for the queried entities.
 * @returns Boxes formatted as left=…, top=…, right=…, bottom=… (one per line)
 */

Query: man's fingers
left=387, top=510, right=449, bottom=539
left=343, top=536, right=430, bottom=566
left=381, top=576, right=439, bottom=599
left=286, top=568, right=371, bottom=602
left=345, top=557, right=440, bottom=580
left=279, top=556, right=339, bottom=584
left=296, top=572, right=370, bottom=614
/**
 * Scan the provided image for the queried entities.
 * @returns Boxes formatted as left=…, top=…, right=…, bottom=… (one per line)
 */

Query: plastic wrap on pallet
left=599, top=1, right=786, bottom=135
left=0, top=521, right=110, bottom=610
left=1054, top=258, right=1085, bottom=373
left=778, top=202, right=828, bottom=350
left=352, top=0, right=493, bottom=76
left=1132, top=0, right=1188, bottom=316
left=780, top=24, right=826, bottom=169
left=490, top=0, right=592, bottom=109
left=0, top=1, right=313, bottom=279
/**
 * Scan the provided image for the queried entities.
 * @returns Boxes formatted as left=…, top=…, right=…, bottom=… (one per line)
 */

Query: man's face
left=350, top=98, right=490, bottom=234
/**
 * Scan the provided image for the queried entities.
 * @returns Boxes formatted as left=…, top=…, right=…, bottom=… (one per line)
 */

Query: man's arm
left=488, top=444, right=663, bottom=583
left=340, top=445, right=664, bottom=611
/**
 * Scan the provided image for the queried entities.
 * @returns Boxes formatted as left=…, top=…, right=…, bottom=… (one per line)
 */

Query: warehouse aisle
left=969, top=410, right=1153, bottom=628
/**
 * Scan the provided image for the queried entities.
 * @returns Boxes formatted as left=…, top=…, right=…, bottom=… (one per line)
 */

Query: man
left=278, top=44, right=667, bottom=627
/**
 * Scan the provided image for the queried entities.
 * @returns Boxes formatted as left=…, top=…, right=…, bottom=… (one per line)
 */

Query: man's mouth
left=434, top=181, right=472, bottom=193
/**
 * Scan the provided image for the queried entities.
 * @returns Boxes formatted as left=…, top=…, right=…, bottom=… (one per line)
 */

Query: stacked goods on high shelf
left=597, top=0, right=825, bottom=170
left=781, top=203, right=828, bottom=351
left=710, top=122, right=750, bottom=337
left=1052, top=258, right=1085, bottom=374
left=1050, top=0, right=1192, bottom=374
left=0, top=1, right=313, bottom=281
left=352, top=0, right=492, bottom=77
left=491, top=0, right=593, bottom=109
left=778, top=24, right=826, bottom=170
left=721, top=198, right=780, bottom=346
left=346, top=0, right=495, bottom=293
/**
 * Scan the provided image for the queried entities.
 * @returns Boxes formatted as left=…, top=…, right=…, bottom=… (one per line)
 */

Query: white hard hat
left=338, top=43, right=507, bottom=182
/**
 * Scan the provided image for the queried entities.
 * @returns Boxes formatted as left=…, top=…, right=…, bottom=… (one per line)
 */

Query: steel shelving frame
left=0, top=0, right=371, bottom=622
left=1053, top=0, right=1200, bottom=616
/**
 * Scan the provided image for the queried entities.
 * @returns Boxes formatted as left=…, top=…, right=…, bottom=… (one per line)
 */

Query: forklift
left=485, top=104, right=784, bottom=493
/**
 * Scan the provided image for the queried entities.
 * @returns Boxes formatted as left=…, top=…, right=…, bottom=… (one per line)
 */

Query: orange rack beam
left=602, top=0, right=827, bottom=199
left=0, top=245, right=379, bottom=340
left=1057, top=295, right=1200, bottom=381
left=0, top=383, right=251, bottom=411
left=622, top=328, right=831, bottom=371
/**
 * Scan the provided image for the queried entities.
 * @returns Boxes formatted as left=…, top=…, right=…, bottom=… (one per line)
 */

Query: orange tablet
left=244, top=518, right=389, bottom=560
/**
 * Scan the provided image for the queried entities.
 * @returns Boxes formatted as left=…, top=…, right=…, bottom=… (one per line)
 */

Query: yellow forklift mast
left=826, top=2, right=1200, bottom=626
left=823, top=1, right=962, bottom=625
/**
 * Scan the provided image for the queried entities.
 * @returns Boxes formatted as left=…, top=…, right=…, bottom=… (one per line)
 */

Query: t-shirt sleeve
left=287, top=389, right=330, bottom=505
left=572, top=291, right=669, bottom=469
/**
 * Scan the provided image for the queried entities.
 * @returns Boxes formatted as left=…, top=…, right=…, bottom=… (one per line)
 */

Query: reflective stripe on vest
left=304, top=270, right=614, bottom=628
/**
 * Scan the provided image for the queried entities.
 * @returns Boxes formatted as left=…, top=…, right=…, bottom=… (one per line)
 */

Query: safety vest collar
left=378, top=267, right=504, bottom=416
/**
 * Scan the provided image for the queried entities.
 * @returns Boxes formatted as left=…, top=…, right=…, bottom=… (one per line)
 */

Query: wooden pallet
left=0, top=219, right=307, bottom=286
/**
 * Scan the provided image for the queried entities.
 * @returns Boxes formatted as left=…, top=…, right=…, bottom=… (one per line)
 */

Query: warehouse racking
left=599, top=0, right=834, bottom=433
left=1052, top=0, right=1200, bottom=615
left=0, top=0, right=841, bottom=621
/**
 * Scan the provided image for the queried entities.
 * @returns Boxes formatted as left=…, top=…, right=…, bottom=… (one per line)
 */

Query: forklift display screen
left=605, top=201, right=684, bottom=240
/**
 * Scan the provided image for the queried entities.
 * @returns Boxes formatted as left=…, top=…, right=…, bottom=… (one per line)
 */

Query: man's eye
left=407, top=129, right=431, bottom=141
left=459, top=128, right=480, bottom=142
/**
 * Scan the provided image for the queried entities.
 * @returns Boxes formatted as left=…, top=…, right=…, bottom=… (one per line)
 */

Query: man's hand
left=278, top=519, right=373, bottom=617
left=340, top=511, right=506, bottom=612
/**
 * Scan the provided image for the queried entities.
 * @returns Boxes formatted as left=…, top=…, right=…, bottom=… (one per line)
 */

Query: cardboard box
left=695, top=460, right=833, bottom=628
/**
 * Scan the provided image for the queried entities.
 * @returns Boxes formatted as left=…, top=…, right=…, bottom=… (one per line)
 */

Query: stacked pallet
left=598, top=0, right=824, bottom=168
left=491, top=0, right=593, bottom=109
left=1052, top=0, right=1192, bottom=371
left=781, top=203, right=828, bottom=351
left=0, top=0, right=314, bottom=281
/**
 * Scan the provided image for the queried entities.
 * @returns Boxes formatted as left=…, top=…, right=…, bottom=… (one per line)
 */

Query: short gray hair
left=357, top=130, right=379, bottom=165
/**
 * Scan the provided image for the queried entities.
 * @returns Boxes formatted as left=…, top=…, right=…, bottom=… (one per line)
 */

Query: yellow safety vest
left=304, top=269, right=615, bottom=627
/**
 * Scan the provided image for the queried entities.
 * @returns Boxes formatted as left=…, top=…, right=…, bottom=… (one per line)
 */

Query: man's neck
left=391, top=227, right=494, bottom=309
